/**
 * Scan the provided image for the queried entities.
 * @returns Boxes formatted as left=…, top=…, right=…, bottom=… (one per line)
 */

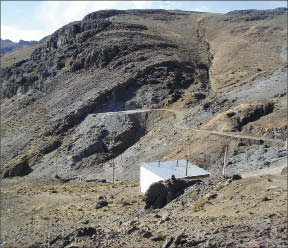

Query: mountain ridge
left=1, top=38, right=37, bottom=55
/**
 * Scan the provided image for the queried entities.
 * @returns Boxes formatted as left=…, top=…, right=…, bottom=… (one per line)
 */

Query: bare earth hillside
left=0, top=8, right=287, bottom=247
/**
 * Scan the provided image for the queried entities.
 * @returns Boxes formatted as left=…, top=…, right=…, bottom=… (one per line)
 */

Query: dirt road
left=97, top=108, right=285, bottom=144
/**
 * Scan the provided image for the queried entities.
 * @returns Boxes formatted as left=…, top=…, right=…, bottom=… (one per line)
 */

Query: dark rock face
left=39, top=139, right=61, bottom=155
left=144, top=176, right=201, bottom=209
left=3, top=157, right=32, bottom=178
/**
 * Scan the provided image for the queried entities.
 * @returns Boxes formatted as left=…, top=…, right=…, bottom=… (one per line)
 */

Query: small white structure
left=140, top=160, right=210, bottom=193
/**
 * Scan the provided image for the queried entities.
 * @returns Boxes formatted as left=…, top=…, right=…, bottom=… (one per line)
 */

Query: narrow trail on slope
left=96, top=108, right=285, bottom=145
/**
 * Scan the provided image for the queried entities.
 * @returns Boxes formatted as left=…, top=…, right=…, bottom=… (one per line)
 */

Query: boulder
left=143, top=231, right=153, bottom=238
left=143, top=175, right=201, bottom=209
left=94, top=200, right=108, bottom=209
left=143, top=181, right=168, bottom=209
left=232, top=174, right=242, bottom=180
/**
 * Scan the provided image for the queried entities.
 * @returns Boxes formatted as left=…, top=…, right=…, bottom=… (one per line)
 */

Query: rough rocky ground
left=1, top=173, right=287, bottom=247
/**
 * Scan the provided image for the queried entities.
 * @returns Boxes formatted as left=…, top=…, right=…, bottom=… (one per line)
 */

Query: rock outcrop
left=2, top=156, right=32, bottom=178
left=144, top=176, right=201, bottom=209
left=1, top=10, right=204, bottom=100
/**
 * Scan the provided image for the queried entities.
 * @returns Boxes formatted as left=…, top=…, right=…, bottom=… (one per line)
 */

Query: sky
left=1, top=1, right=287, bottom=42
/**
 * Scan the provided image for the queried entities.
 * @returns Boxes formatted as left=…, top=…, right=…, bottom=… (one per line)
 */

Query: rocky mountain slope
left=1, top=39, right=37, bottom=54
left=1, top=8, right=287, bottom=248
left=1, top=8, right=287, bottom=182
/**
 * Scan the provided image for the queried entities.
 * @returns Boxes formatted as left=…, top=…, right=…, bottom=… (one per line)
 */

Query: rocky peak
left=82, top=9, right=125, bottom=21
left=43, top=19, right=111, bottom=50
